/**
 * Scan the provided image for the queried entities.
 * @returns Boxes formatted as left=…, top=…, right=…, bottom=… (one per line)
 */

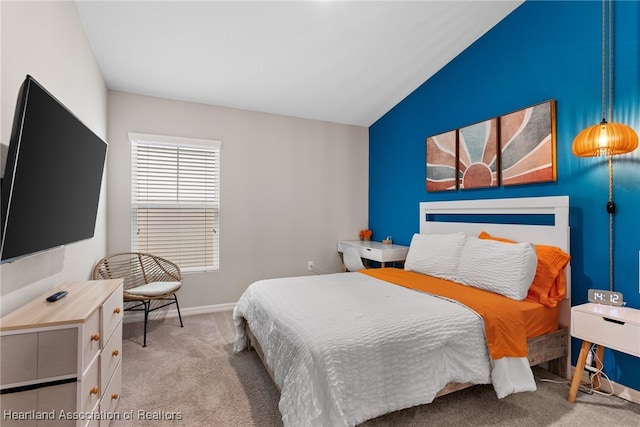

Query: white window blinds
left=129, top=133, right=221, bottom=272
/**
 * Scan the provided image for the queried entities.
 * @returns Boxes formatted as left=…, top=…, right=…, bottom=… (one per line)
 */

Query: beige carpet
left=113, top=311, right=640, bottom=426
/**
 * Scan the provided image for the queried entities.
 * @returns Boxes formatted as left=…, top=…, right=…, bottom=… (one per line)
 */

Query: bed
left=233, top=196, right=571, bottom=427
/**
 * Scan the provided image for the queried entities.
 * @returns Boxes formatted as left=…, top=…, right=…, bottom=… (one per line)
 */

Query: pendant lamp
left=571, top=0, right=639, bottom=292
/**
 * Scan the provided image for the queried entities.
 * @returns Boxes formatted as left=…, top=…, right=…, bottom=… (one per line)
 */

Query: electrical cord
left=535, top=375, right=605, bottom=396
left=584, top=343, right=614, bottom=397
left=535, top=344, right=614, bottom=398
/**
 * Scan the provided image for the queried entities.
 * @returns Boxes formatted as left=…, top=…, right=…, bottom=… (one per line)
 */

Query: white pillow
left=456, top=236, right=537, bottom=301
left=404, top=232, right=467, bottom=280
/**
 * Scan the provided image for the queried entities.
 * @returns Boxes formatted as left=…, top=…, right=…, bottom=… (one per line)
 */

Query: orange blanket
left=360, top=268, right=533, bottom=360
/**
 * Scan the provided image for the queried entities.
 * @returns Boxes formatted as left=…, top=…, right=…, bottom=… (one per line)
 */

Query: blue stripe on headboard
left=425, top=213, right=555, bottom=226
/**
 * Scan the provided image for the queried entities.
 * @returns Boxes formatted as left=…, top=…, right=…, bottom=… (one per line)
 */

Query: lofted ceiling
left=75, top=1, right=523, bottom=127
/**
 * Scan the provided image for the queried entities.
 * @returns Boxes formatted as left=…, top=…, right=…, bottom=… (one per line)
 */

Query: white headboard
left=419, top=196, right=571, bottom=324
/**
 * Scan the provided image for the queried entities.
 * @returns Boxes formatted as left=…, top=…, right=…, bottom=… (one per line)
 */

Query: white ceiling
left=75, top=1, right=523, bottom=127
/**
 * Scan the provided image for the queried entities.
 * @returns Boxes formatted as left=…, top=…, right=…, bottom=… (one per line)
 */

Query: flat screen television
left=1, top=75, right=107, bottom=263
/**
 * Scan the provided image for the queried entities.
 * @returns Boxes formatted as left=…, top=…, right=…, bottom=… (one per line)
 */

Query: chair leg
left=143, top=300, right=150, bottom=347
left=174, top=294, right=184, bottom=327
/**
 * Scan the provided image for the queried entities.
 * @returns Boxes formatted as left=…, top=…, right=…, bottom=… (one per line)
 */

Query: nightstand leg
left=568, top=340, right=592, bottom=402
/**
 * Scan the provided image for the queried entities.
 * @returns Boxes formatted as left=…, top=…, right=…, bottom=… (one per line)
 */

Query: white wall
left=0, top=1, right=108, bottom=316
left=0, top=1, right=368, bottom=316
left=108, top=91, right=369, bottom=308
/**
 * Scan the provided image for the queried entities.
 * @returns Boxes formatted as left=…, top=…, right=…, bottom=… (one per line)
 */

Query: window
left=129, top=133, right=220, bottom=272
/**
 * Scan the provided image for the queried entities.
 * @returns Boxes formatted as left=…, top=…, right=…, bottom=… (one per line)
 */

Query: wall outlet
left=307, top=261, right=314, bottom=271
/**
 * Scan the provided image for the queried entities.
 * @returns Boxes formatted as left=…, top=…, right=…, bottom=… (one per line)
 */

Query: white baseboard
left=122, top=302, right=235, bottom=324
left=571, top=366, right=640, bottom=404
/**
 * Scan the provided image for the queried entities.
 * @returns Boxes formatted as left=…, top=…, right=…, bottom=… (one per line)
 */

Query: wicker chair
left=93, top=252, right=184, bottom=347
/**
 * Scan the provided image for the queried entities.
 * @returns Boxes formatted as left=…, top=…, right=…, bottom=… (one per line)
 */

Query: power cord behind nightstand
left=583, top=343, right=614, bottom=397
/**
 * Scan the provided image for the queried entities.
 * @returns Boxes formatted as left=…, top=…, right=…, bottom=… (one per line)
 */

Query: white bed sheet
left=233, top=272, right=533, bottom=427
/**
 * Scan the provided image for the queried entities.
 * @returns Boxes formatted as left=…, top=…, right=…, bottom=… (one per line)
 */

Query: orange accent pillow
left=478, top=231, right=570, bottom=307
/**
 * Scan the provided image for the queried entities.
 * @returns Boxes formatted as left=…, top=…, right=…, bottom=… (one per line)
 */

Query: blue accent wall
left=369, top=1, right=639, bottom=390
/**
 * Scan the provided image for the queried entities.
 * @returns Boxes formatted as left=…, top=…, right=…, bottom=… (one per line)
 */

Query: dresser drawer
left=99, top=361, right=122, bottom=427
left=38, top=328, right=78, bottom=379
left=81, top=311, right=101, bottom=373
left=0, top=388, right=37, bottom=427
left=0, top=333, right=38, bottom=385
left=572, top=306, right=640, bottom=357
left=37, top=381, right=77, bottom=427
left=0, top=382, right=76, bottom=427
left=101, top=285, right=123, bottom=343
left=100, top=323, right=122, bottom=394
left=1, top=328, right=78, bottom=387
left=80, top=359, right=100, bottom=414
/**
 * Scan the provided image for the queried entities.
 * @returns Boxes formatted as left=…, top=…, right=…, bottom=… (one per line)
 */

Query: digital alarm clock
left=587, top=289, right=624, bottom=306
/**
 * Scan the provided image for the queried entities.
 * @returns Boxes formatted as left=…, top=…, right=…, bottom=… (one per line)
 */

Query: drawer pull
left=112, top=349, right=119, bottom=357
left=113, top=307, right=121, bottom=314
left=89, top=386, right=99, bottom=395
left=111, top=393, right=119, bottom=400
left=603, top=317, right=625, bottom=325
left=91, top=333, right=100, bottom=342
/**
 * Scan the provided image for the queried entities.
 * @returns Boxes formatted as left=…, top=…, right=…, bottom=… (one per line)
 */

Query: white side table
left=568, top=302, right=640, bottom=402
left=337, top=240, right=409, bottom=268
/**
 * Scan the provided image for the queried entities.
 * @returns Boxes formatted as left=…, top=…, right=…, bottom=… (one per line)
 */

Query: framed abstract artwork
left=426, top=130, right=457, bottom=192
left=457, top=118, right=499, bottom=190
left=500, top=100, right=556, bottom=186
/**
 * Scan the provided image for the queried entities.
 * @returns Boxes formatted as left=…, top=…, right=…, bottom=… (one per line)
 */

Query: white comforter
left=233, top=272, right=535, bottom=427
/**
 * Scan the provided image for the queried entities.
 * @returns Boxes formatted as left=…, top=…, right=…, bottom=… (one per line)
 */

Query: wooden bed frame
left=243, top=196, right=571, bottom=399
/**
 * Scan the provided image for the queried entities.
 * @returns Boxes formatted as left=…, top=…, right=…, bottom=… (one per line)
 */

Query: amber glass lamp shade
left=572, top=119, right=639, bottom=157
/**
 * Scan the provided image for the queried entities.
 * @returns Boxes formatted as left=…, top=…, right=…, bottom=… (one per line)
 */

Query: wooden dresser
left=1, top=280, right=123, bottom=427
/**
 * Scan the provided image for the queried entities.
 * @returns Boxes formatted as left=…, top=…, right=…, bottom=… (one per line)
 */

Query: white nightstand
left=337, top=240, right=409, bottom=268
left=568, top=303, right=640, bottom=402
